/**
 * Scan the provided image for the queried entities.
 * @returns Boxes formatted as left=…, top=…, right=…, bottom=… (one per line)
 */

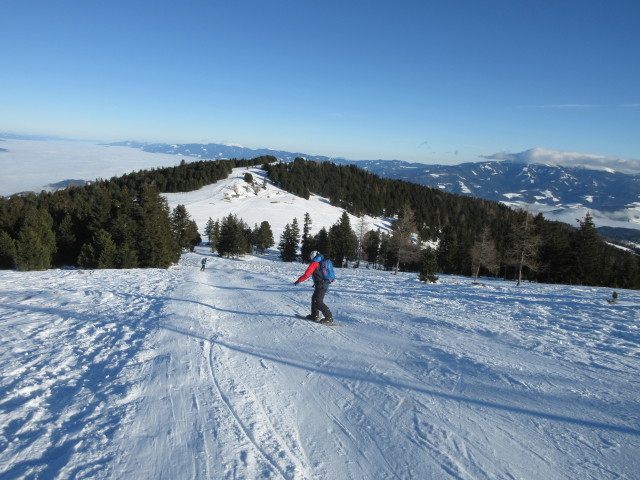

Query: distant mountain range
left=106, top=141, right=338, bottom=164
left=108, top=141, right=640, bottom=242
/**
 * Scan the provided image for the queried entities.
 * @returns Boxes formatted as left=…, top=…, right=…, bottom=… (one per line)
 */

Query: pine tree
left=53, top=214, right=77, bottom=266
left=291, top=217, right=301, bottom=251
left=378, top=232, right=395, bottom=270
left=300, top=213, right=314, bottom=262
left=117, top=243, right=139, bottom=269
left=419, top=247, right=439, bottom=283
left=363, top=229, right=381, bottom=268
left=171, top=205, right=201, bottom=251
left=15, top=206, right=56, bottom=271
left=437, top=224, right=457, bottom=274
left=133, top=184, right=180, bottom=268
left=254, top=221, right=274, bottom=254
left=78, top=229, right=118, bottom=268
left=278, top=223, right=298, bottom=262
left=328, top=212, right=357, bottom=267
left=313, top=227, right=329, bottom=257
left=218, top=214, right=244, bottom=258
left=204, top=217, right=216, bottom=245
left=576, top=212, right=600, bottom=285
left=0, top=231, right=17, bottom=269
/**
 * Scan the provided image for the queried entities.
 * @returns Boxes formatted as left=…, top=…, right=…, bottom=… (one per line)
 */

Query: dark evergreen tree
left=328, top=212, right=357, bottom=267
left=133, top=184, right=180, bottom=268
left=278, top=223, right=298, bottom=262
left=437, top=224, right=457, bottom=274
left=300, top=213, right=314, bottom=262
left=204, top=217, right=216, bottom=245
left=218, top=214, right=245, bottom=258
left=211, top=220, right=221, bottom=253
left=378, top=232, right=396, bottom=270
left=78, top=229, right=118, bottom=268
left=0, top=231, right=17, bottom=269
left=15, top=206, right=56, bottom=271
left=419, top=247, right=439, bottom=283
left=291, top=217, right=301, bottom=252
left=363, top=229, right=381, bottom=268
left=535, top=217, right=577, bottom=285
left=313, top=227, right=329, bottom=257
left=253, top=221, right=274, bottom=254
left=171, top=205, right=201, bottom=251
left=53, top=214, right=77, bottom=266
left=576, top=212, right=600, bottom=285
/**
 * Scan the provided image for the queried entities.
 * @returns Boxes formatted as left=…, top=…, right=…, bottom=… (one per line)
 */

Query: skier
left=294, top=250, right=334, bottom=323
left=200, top=257, right=207, bottom=272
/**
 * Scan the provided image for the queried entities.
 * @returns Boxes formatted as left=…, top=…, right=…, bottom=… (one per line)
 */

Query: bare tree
left=508, top=211, right=541, bottom=286
left=391, top=205, right=421, bottom=274
left=471, top=226, right=499, bottom=282
left=354, top=215, right=369, bottom=268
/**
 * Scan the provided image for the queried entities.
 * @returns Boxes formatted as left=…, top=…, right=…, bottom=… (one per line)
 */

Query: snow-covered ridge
left=163, top=167, right=392, bottom=241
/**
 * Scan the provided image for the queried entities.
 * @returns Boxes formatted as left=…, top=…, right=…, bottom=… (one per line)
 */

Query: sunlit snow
left=1, top=168, right=639, bottom=479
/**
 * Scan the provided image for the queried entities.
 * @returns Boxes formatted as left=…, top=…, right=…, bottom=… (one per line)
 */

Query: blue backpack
left=320, top=258, right=336, bottom=283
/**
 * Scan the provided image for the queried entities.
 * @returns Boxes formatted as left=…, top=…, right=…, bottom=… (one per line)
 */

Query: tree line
left=2, top=153, right=638, bottom=289
left=266, top=158, right=640, bottom=289
left=0, top=157, right=273, bottom=270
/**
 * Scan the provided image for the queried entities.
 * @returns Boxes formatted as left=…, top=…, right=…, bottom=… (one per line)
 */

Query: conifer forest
left=0, top=156, right=638, bottom=290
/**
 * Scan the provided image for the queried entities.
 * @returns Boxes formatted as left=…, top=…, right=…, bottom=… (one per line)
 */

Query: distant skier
left=294, top=250, right=334, bottom=323
left=200, top=257, right=207, bottom=272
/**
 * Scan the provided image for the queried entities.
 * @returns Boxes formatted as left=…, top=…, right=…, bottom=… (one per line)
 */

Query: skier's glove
left=294, top=281, right=299, bottom=286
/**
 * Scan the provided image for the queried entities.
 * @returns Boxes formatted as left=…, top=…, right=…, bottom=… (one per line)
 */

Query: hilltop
left=163, top=167, right=390, bottom=242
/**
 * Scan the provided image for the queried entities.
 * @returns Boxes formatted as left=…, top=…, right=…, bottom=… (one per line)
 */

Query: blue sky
left=1, top=0, right=639, bottom=165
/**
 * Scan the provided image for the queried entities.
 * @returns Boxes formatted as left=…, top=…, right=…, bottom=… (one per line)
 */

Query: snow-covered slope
left=1, top=249, right=639, bottom=479
left=2, top=168, right=640, bottom=479
left=163, top=167, right=390, bottom=242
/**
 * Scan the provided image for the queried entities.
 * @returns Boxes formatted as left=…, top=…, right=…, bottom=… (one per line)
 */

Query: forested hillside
left=1, top=154, right=638, bottom=289
left=266, top=158, right=640, bottom=289
left=0, top=157, right=274, bottom=270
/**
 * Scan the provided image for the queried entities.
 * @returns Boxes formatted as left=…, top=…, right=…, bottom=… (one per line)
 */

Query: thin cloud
left=481, top=147, right=640, bottom=175
left=517, top=104, right=597, bottom=109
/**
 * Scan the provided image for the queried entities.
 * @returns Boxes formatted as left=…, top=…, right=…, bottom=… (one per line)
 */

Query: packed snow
left=1, top=167, right=639, bottom=479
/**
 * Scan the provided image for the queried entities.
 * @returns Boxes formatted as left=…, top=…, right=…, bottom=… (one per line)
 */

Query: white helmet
left=309, top=250, right=319, bottom=260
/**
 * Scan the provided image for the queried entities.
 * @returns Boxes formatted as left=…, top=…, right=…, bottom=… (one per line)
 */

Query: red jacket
left=296, top=261, right=320, bottom=284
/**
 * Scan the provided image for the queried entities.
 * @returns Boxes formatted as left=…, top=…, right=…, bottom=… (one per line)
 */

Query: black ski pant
left=311, top=284, right=332, bottom=319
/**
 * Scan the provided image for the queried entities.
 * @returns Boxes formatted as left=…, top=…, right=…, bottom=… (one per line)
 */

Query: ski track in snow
left=1, top=248, right=639, bottom=479
left=1, top=167, right=640, bottom=479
